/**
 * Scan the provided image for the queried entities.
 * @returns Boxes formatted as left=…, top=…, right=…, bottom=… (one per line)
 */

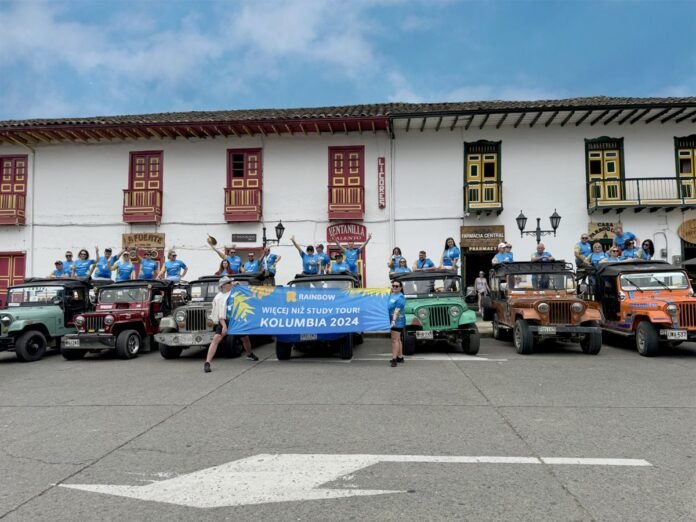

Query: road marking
left=61, top=453, right=651, bottom=508
left=267, top=355, right=507, bottom=362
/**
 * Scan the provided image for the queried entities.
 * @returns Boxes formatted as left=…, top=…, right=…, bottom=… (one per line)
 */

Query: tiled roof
left=2, top=97, right=695, bottom=128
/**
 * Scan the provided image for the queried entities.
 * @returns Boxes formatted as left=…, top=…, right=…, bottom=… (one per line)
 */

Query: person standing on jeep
left=73, top=249, right=96, bottom=278
left=315, top=244, right=331, bottom=274
left=620, top=240, right=640, bottom=260
left=138, top=250, right=160, bottom=280
left=290, top=236, right=319, bottom=275
left=574, top=234, right=592, bottom=267
left=531, top=243, right=554, bottom=262
left=48, top=260, right=65, bottom=278
left=241, top=252, right=260, bottom=273
left=260, top=246, right=281, bottom=285
left=208, top=243, right=243, bottom=274
left=110, top=251, right=136, bottom=281
left=94, top=247, right=121, bottom=280
left=492, top=242, right=513, bottom=265
left=440, top=237, right=460, bottom=270
left=158, top=250, right=188, bottom=282
left=388, top=280, right=406, bottom=367
left=585, top=242, right=608, bottom=267
left=333, top=234, right=372, bottom=274
left=413, top=251, right=436, bottom=271
left=612, top=224, right=638, bottom=250
left=63, top=251, right=75, bottom=276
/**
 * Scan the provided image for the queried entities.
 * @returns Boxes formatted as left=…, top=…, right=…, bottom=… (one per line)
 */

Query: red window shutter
left=328, top=146, right=364, bottom=220
left=123, top=151, right=163, bottom=223
left=0, top=156, right=28, bottom=225
left=225, top=148, right=263, bottom=222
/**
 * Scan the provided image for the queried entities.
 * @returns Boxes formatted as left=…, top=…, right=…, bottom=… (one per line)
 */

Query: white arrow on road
left=61, top=453, right=651, bottom=508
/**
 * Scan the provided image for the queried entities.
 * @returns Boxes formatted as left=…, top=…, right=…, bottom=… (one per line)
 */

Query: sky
left=0, top=0, right=695, bottom=121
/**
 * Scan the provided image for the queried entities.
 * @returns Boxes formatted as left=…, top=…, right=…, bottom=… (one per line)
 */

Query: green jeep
left=392, top=270, right=480, bottom=355
left=0, top=278, right=95, bottom=362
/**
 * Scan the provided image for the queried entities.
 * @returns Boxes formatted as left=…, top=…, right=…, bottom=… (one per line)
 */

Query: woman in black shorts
left=388, top=279, right=406, bottom=367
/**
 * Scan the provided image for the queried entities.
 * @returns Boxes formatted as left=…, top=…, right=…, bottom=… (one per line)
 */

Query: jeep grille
left=678, top=303, right=696, bottom=329
left=549, top=302, right=572, bottom=324
left=427, top=306, right=452, bottom=328
left=86, top=316, right=104, bottom=332
left=185, top=308, right=209, bottom=331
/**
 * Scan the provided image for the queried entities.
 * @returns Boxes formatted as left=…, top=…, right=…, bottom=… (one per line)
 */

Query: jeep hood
left=1, top=306, right=62, bottom=321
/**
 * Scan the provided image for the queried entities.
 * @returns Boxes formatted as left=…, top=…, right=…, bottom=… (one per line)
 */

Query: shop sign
left=327, top=223, right=367, bottom=243
left=460, top=225, right=505, bottom=252
left=232, top=234, right=257, bottom=243
left=377, top=157, right=386, bottom=209
left=678, top=219, right=696, bottom=244
left=122, top=233, right=165, bottom=249
left=588, top=222, right=617, bottom=241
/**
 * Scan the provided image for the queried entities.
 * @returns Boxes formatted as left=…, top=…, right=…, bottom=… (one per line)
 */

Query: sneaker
left=396, top=357, right=404, bottom=364
left=247, top=353, right=259, bottom=361
left=203, top=362, right=211, bottom=373
left=390, top=359, right=397, bottom=367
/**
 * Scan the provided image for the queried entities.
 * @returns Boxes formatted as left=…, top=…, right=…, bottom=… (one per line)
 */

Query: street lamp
left=516, top=209, right=562, bottom=244
left=263, top=220, right=285, bottom=247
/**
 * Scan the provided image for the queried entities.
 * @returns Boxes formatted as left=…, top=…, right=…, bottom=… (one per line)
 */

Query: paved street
left=1, top=336, right=695, bottom=521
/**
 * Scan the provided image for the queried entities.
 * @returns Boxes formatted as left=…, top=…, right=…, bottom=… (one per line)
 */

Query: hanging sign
left=588, top=222, right=618, bottom=241
left=678, top=219, right=696, bottom=244
left=460, top=225, right=505, bottom=252
left=377, top=157, right=386, bottom=209
left=121, top=233, right=165, bottom=249
left=327, top=223, right=367, bottom=243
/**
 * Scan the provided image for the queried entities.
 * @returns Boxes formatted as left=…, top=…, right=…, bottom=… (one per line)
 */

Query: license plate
left=178, top=334, right=194, bottom=345
left=661, top=329, right=687, bottom=340
left=300, top=334, right=317, bottom=341
left=415, top=330, right=434, bottom=340
left=64, top=338, right=80, bottom=348
left=538, top=326, right=557, bottom=335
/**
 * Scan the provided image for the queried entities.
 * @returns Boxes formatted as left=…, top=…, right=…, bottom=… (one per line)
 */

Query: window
left=0, top=155, right=28, bottom=225
left=123, top=151, right=163, bottom=223
left=585, top=137, right=624, bottom=204
left=224, top=148, right=262, bottom=222
left=676, top=135, right=696, bottom=200
left=464, top=141, right=502, bottom=212
left=328, top=146, right=364, bottom=220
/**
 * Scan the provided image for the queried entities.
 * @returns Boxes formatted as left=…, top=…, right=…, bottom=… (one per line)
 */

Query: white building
left=0, top=96, right=695, bottom=300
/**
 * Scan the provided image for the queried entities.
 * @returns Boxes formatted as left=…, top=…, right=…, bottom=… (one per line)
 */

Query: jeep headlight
left=416, top=308, right=429, bottom=320
left=206, top=314, right=214, bottom=327
left=104, top=315, right=115, bottom=326
left=571, top=302, right=585, bottom=314
left=537, top=303, right=550, bottom=313
left=74, top=315, right=85, bottom=327
left=666, top=304, right=678, bottom=315
left=175, top=311, right=186, bottom=325
left=1, top=315, right=13, bottom=327
left=449, top=306, right=461, bottom=317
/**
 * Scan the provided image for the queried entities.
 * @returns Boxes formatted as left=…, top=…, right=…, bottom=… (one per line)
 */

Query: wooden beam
left=314, top=123, right=320, bottom=135
left=371, top=120, right=376, bottom=135
left=513, top=112, right=526, bottom=128
left=449, top=114, right=459, bottom=131
left=284, top=123, right=293, bottom=135
left=616, top=108, right=638, bottom=125
left=343, top=122, right=349, bottom=135
left=56, top=130, right=76, bottom=142
left=435, top=116, right=443, bottom=131
left=15, top=132, right=38, bottom=144
left=357, top=121, right=363, bottom=135
left=327, top=122, right=335, bottom=135
left=479, top=113, right=490, bottom=129
left=226, top=125, right=239, bottom=138
left=575, top=110, right=593, bottom=126
left=496, top=113, right=508, bottom=129
left=211, top=126, right=225, bottom=138
left=131, top=127, right=149, bottom=139
left=270, top=124, right=281, bottom=136
left=660, top=107, right=686, bottom=123
left=590, top=109, right=610, bottom=126
left=5, top=134, right=28, bottom=147
left=544, top=111, right=559, bottom=127
left=171, top=126, right=188, bottom=139
left=644, top=108, right=670, bottom=124
left=257, top=124, right=267, bottom=136
left=67, top=129, right=87, bottom=141
left=199, top=126, right=215, bottom=138
left=603, top=109, right=623, bottom=125
left=629, top=108, right=651, bottom=124
left=26, top=131, right=51, bottom=143
left=528, top=112, right=542, bottom=128
left=298, top=123, right=306, bottom=135
left=560, top=110, right=575, bottom=127
left=675, top=109, right=696, bottom=123
left=242, top=125, right=253, bottom=137
left=465, top=115, right=475, bottom=130
left=145, top=127, right=163, bottom=139
left=419, top=117, right=427, bottom=132
left=405, top=118, right=411, bottom=132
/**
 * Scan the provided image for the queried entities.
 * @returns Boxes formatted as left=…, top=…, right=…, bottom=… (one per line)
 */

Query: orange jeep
left=482, top=261, right=602, bottom=355
left=586, top=260, right=696, bottom=356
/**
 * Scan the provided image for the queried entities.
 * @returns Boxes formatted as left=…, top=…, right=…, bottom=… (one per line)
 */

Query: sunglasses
left=391, top=284, right=401, bottom=288
left=581, top=237, right=589, bottom=240
left=611, top=249, right=619, bottom=252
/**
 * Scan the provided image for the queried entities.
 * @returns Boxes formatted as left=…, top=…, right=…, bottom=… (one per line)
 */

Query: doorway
left=462, top=251, right=494, bottom=295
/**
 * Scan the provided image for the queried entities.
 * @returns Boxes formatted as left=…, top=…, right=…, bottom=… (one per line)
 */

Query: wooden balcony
left=0, top=193, right=26, bottom=225
left=224, top=187, right=262, bottom=222
left=122, top=189, right=162, bottom=223
left=587, top=178, right=696, bottom=214
left=464, top=181, right=503, bottom=215
left=328, top=185, right=364, bottom=220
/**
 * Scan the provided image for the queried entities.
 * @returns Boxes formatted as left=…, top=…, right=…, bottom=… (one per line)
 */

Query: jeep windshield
left=99, top=287, right=150, bottom=303
left=508, top=273, right=575, bottom=291
left=189, top=281, right=249, bottom=301
left=619, top=271, right=690, bottom=291
left=7, top=286, right=64, bottom=307
left=402, top=277, right=461, bottom=297
left=290, top=280, right=354, bottom=290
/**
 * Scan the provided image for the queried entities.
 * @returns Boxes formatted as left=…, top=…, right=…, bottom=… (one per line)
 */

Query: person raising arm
left=333, top=233, right=372, bottom=274
left=291, top=236, right=319, bottom=275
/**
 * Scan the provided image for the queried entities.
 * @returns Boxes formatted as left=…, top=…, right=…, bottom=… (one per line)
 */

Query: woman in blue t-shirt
left=73, top=249, right=96, bottom=278
left=585, top=243, right=608, bottom=267
left=387, top=247, right=403, bottom=271
left=388, top=279, right=406, bottom=368
left=111, top=252, right=136, bottom=282
left=638, top=239, right=654, bottom=261
left=441, top=237, right=460, bottom=270
left=392, top=258, right=411, bottom=273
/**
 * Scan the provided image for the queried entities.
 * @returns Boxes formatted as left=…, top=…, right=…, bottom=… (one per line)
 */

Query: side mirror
left=578, top=283, right=589, bottom=294
left=500, top=282, right=508, bottom=292
left=152, top=294, right=163, bottom=304
left=51, top=296, right=63, bottom=306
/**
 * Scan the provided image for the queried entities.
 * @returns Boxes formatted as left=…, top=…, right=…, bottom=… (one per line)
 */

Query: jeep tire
left=159, top=344, right=183, bottom=359
left=461, top=327, right=480, bottom=355
left=513, top=319, right=534, bottom=355
left=492, top=313, right=508, bottom=341
left=15, top=330, right=48, bottom=362
left=580, top=322, right=602, bottom=355
left=221, top=336, right=243, bottom=358
left=115, top=330, right=141, bottom=359
left=61, top=348, right=86, bottom=360
left=636, top=322, right=659, bottom=357
left=276, top=341, right=292, bottom=360
left=402, top=330, right=416, bottom=356
left=481, top=296, right=494, bottom=321
left=340, top=334, right=354, bottom=360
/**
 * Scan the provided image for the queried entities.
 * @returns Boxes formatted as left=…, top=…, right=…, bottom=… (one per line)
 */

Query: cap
left=498, top=242, right=507, bottom=249
left=55, top=260, right=63, bottom=265
left=218, top=276, right=233, bottom=288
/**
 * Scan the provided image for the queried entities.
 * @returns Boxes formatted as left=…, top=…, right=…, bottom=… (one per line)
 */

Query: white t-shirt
left=210, top=290, right=231, bottom=323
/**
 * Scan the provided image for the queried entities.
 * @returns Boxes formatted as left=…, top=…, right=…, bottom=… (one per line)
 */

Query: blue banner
left=225, top=285, right=391, bottom=335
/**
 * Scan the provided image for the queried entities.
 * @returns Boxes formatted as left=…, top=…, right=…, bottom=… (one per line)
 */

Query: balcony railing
left=224, top=187, right=262, bottom=222
left=464, top=180, right=503, bottom=215
left=328, top=185, right=364, bottom=220
left=122, top=189, right=162, bottom=223
left=0, top=193, right=26, bottom=225
left=587, top=178, right=696, bottom=214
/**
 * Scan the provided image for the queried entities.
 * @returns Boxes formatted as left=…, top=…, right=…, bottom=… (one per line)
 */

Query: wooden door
left=588, top=149, right=621, bottom=204
left=0, top=252, right=26, bottom=307
left=0, top=156, right=28, bottom=224
left=328, top=147, right=364, bottom=219
left=227, top=149, right=262, bottom=191
left=130, top=152, right=162, bottom=192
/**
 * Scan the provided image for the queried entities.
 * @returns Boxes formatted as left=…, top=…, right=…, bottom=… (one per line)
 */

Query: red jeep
left=61, top=280, right=174, bottom=359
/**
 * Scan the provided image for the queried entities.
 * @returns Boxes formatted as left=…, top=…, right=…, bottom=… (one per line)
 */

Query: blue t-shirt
left=114, top=261, right=135, bottom=282
left=639, top=249, right=652, bottom=261
left=301, top=252, right=319, bottom=274
left=262, top=254, right=279, bottom=275
left=393, top=266, right=411, bottom=273
left=225, top=255, right=242, bottom=273
left=63, top=260, right=74, bottom=275
left=494, top=252, right=513, bottom=263
left=620, top=248, right=639, bottom=260
left=95, top=255, right=118, bottom=278
left=73, top=259, right=95, bottom=277
left=139, top=258, right=158, bottom=279
left=533, top=251, right=553, bottom=261
left=317, top=253, right=331, bottom=272
left=51, top=268, right=64, bottom=277
left=388, top=293, right=406, bottom=328
left=442, top=246, right=460, bottom=267
left=343, top=248, right=361, bottom=270
left=244, top=260, right=260, bottom=272
left=605, top=256, right=621, bottom=263
left=614, top=231, right=637, bottom=248
left=576, top=242, right=592, bottom=257
left=164, top=259, right=187, bottom=277
left=388, top=255, right=403, bottom=269
left=331, top=261, right=350, bottom=273
left=588, top=252, right=608, bottom=267
left=416, top=258, right=435, bottom=269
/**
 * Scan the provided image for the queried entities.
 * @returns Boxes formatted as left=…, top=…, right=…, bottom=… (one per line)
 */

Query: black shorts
left=213, top=323, right=226, bottom=335
left=391, top=326, right=404, bottom=333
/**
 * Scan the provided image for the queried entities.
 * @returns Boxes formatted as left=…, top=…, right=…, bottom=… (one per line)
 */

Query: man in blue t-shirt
left=574, top=234, right=592, bottom=267
left=48, top=261, right=65, bottom=278
left=531, top=243, right=554, bottom=262
left=413, top=251, right=436, bottom=271
left=329, top=253, right=350, bottom=274
left=158, top=250, right=188, bottom=281
left=209, top=243, right=242, bottom=274
left=94, top=246, right=121, bottom=279
left=613, top=224, right=638, bottom=250
left=138, top=251, right=160, bottom=280
left=333, top=234, right=372, bottom=274
left=242, top=252, right=261, bottom=273
left=291, top=236, right=319, bottom=274
left=63, top=251, right=75, bottom=276
left=260, top=247, right=281, bottom=285
left=315, top=244, right=331, bottom=274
